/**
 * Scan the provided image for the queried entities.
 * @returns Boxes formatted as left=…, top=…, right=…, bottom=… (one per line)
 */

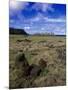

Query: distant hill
left=9, top=28, right=28, bottom=35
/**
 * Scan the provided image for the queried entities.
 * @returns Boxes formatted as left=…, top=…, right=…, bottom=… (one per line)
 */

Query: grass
left=9, top=35, right=66, bottom=88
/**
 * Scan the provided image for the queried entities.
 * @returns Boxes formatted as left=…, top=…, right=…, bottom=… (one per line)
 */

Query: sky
left=9, top=0, right=66, bottom=35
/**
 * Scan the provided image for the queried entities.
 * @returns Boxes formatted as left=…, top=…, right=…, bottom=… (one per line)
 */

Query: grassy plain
left=9, top=35, right=66, bottom=88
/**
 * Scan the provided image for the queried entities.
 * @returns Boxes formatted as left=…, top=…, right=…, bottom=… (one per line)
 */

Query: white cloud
left=43, top=22, right=66, bottom=35
left=45, top=17, right=66, bottom=23
left=30, top=13, right=43, bottom=22
left=31, top=3, right=54, bottom=12
left=29, top=13, right=66, bottom=24
left=24, top=26, right=30, bottom=30
left=41, top=27, right=45, bottom=30
left=42, top=4, right=54, bottom=12
left=10, top=1, right=29, bottom=10
left=10, top=19, right=14, bottom=23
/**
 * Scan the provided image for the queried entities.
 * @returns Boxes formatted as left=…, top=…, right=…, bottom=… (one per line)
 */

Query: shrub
left=39, top=58, right=47, bottom=69
left=17, top=40, right=23, bottom=42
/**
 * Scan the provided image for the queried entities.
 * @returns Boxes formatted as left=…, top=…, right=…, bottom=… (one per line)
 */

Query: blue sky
left=9, top=1, right=66, bottom=35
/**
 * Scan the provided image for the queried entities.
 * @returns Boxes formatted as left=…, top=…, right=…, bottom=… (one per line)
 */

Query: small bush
left=17, top=40, right=23, bottom=42
left=24, top=39, right=31, bottom=42
left=39, top=58, right=47, bottom=69
left=58, top=40, right=62, bottom=42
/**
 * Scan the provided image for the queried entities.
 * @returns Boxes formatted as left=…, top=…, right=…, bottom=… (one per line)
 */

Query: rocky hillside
left=9, top=28, right=28, bottom=35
